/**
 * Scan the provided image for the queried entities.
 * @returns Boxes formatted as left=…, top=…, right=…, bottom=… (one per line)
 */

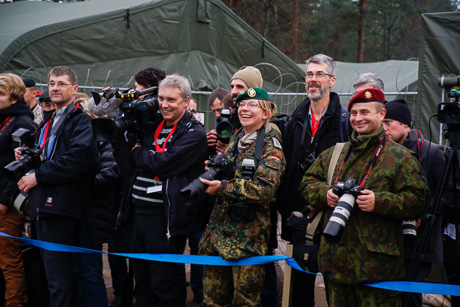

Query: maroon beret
left=348, top=88, right=385, bottom=111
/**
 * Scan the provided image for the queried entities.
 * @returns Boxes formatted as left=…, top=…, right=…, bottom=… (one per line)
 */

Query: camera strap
left=333, top=134, right=388, bottom=189
left=254, top=126, right=266, bottom=166
left=0, top=116, right=16, bottom=135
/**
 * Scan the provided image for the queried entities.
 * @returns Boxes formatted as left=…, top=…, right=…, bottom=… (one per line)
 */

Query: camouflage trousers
left=203, top=264, right=265, bottom=306
left=326, top=278, right=401, bottom=307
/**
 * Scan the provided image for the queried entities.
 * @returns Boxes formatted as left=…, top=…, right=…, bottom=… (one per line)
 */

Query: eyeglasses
left=306, top=72, right=334, bottom=79
left=188, top=108, right=197, bottom=114
left=237, top=101, right=260, bottom=108
left=48, top=82, right=74, bottom=89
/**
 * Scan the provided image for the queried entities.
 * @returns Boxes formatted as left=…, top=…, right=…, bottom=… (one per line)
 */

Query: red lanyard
left=154, top=120, right=177, bottom=153
left=334, top=135, right=387, bottom=190
left=40, top=116, right=53, bottom=151
left=311, top=113, right=321, bottom=137
left=0, top=116, right=16, bottom=134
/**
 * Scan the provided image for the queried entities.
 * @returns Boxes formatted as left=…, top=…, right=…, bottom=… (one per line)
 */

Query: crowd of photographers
left=0, top=57, right=459, bottom=307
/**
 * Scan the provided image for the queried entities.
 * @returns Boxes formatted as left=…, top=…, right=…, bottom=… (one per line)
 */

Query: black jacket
left=0, top=99, right=36, bottom=206
left=112, top=112, right=208, bottom=237
left=29, top=102, right=98, bottom=219
left=402, top=129, right=445, bottom=263
left=276, top=92, right=351, bottom=240
left=86, top=142, right=119, bottom=246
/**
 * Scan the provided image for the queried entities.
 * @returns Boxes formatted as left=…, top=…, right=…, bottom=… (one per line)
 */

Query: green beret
left=236, top=87, right=269, bottom=104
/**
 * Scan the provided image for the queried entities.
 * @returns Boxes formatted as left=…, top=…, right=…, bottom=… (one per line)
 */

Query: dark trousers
left=73, top=217, right=108, bottom=307
left=444, top=236, right=460, bottom=306
left=131, top=212, right=186, bottom=307
left=402, top=259, right=431, bottom=307
left=187, top=231, right=204, bottom=296
left=291, top=269, right=316, bottom=306
left=108, top=222, right=133, bottom=305
left=35, top=216, right=80, bottom=307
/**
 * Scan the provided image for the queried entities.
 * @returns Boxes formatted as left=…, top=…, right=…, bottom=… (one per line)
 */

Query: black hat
left=39, top=91, right=51, bottom=102
left=384, top=99, right=412, bottom=127
left=22, top=78, right=36, bottom=88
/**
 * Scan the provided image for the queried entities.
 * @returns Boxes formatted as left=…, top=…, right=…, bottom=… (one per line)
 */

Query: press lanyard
left=153, top=120, right=177, bottom=153
left=40, top=116, right=53, bottom=151
left=0, top=116, right=16, bottom=135
left=334, top=134, right=387, bottom=190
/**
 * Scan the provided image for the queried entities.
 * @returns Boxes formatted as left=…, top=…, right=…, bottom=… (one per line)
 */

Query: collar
left=350, top=126, right=385, bottom=148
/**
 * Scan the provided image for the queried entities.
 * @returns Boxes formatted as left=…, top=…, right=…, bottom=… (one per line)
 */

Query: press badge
left=146, top=185, right=162, bottom=194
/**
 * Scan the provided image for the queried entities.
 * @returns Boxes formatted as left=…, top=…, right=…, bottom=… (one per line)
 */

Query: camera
left=180, top=153, right=233, bottom=199
left=323, top=178, right=361, bottom=243
left=92, top=86, right=159, bottom=143
left=227, top=158, right=256, bottom=222
left=4, top=128, right=43, bottom=180
left=215, top=108, right=234, bottom=144
left=437, top=89, right=460, bottom=126
left=401, top=219, right=417, bottom=239
left=298, top=152, right=316, bottom=173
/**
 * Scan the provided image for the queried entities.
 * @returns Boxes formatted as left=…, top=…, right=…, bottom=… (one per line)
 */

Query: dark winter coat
left=402, top=129, right=445, bottom=263
left=276, top=92, right=351, bottom=240
left=0, top=99, right=36, bottom=207
left=112, top=111, right=208, bottom=237
left=29, top=102, right=98, bottom=219
left=87, top=142, right=119, bottom=246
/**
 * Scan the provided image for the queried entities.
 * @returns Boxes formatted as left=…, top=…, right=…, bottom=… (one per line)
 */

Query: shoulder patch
left=272, top=137, right=282, bottom=150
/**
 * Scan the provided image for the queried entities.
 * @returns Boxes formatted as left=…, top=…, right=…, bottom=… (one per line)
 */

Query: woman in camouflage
left=199, top=88, right=286, bottom=306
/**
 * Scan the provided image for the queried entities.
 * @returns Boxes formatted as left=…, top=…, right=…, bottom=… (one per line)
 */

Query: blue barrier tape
left=1, top=231, right=460, bottom=296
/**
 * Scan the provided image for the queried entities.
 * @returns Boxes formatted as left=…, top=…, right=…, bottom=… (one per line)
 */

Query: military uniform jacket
left=200, top=126, right=286, bottom=261
left=299, top=127, right=427, bottom=283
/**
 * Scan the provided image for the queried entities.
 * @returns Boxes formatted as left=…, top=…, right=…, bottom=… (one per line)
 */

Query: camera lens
left=227, top=202, right=248, bottom=222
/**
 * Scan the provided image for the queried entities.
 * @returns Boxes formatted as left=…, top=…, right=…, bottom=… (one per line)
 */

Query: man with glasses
left=17, top=66, right=99, bottom=307
left=275, top=54, right=350, bottom=306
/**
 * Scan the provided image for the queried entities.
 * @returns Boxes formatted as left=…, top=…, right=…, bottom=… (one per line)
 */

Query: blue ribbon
left=1, top=231, right=459, bottom=296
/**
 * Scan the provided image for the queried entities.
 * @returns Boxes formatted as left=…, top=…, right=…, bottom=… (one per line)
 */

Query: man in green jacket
left=299, top=88, right=427, bottom=306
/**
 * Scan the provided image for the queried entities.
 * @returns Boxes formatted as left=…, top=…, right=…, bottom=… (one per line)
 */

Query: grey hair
left=159, top=74, right=191, bottom=100
left=305, top=54, right=337, bottom=76
left=353, top=72, right=385, bottom=91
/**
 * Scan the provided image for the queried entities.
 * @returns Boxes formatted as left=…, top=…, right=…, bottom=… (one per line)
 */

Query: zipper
left=165, top=178, right=171, bottom=244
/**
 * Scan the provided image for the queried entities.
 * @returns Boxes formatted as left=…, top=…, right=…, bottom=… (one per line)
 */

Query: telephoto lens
left=323, top=178, right=361, bottom=243
left=401, top=219, right=417, bottom=240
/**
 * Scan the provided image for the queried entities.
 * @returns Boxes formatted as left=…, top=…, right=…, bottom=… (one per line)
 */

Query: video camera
left=437, top=74, right=460, bottom=145
left=92, top=86, right=159, bottom=143
left=4, top=128, right=43, bottom=180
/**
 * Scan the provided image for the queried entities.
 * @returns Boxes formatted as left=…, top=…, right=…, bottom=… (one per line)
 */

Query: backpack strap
left=339, top=107, right=350, bottom=143
left=306, top=142, right=346, bottom=245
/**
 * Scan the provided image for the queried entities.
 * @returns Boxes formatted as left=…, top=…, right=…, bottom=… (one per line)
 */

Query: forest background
left=224, top=0, right=459, bottom=63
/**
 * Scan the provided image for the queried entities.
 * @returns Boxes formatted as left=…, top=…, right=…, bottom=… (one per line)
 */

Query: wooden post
left=282, top=244, right=294, bottom=307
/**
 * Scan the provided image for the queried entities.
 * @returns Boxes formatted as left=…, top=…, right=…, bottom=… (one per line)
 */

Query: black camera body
left=92, top=86, right=159, bottom=143
left=215, top=108, right=234, bottom=144
left=298, top=152, right=316, bottom=173
left=323, top=178, right=361, bottom=243
left=227, top=158, right=256, bottom=223
left=180, top=153, right=233, bottom=200
left=4, top=128, right=43, bottom=180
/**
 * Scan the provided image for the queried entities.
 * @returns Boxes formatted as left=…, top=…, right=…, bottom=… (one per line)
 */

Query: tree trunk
left=291, top=0, right=299, bottom=62
left=357, top=0, right=366, bottom=63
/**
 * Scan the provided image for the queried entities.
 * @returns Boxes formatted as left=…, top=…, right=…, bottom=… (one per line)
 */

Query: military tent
left=0, top=0, right=304, bottom=93
left=418, top=11, right=460, bottom=144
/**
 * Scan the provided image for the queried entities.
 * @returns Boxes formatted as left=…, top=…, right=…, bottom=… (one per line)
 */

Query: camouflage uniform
left=299, top=127, right=427, bottom=307
left=199, top=125, right=285, bottom=306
